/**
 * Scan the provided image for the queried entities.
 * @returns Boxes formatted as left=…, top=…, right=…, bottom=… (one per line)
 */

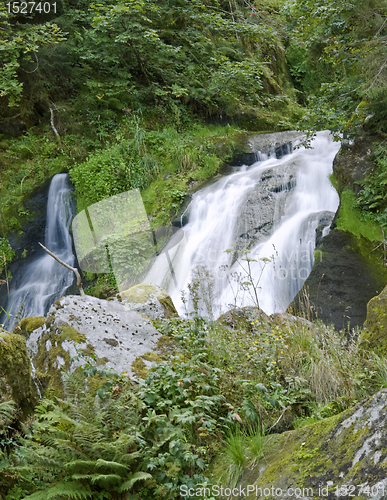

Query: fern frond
left=65, top=459, right=97, bottom=474
left=95, top=459, right=128, bottom=474
left=117, top=451, right=143, bottom=465
left=118, top=472, right=153, bottom=492
left=89, top=473, right=122, bottom=488
left=23, top=481, right=93, bottom=500
left=0, top=399, right=17, bottom=425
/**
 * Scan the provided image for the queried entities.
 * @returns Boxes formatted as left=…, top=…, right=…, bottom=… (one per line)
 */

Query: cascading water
left=2, top=174, right=75, bottom=330
left=145, top=131, right=341, bottom=317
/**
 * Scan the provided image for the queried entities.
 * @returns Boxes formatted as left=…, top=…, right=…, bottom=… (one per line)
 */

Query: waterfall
left=2, top=174, right=75, bottom=330
left=144, top=131, right=340, bottom=317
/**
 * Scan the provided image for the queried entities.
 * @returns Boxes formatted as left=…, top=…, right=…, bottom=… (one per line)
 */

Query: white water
left=145, top=131, right=341, bottom=317
left=3, top=174, right=75, bottom=330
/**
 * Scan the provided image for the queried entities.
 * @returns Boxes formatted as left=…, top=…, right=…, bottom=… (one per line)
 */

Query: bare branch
left=49, top=106, right=62, bottom=149
left=38, top=242, right=85, bottom=296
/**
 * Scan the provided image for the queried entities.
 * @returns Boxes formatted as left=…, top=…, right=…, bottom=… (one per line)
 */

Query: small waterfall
left=144, top=131, right=340, bottom=317
left=2, top=174, right=75, bottom=330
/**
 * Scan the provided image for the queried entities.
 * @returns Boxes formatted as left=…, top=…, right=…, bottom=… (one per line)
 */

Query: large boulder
left=361, top=284, right=387, bottom=355
left=119, top=283, right=178, bottom=320
left=211, top=390, right=387, bottom=499
left=26, top=295, right=163, bottom=394
left=291, top=229, right=387, bottom=330
left=0, top=328, right=37, bottom=417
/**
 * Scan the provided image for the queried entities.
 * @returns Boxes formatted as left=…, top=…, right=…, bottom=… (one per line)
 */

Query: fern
left=0, top=400, right=17, bottom=425
left=23, top=481, right=93, bottom=500
left=118, top=471, right=153, bottom=492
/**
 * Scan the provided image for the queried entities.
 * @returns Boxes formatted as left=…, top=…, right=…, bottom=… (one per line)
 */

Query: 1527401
left=6, top=2, right=57, bottom=14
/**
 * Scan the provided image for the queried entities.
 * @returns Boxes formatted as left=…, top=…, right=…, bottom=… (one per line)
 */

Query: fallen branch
left=49, top=106, right=62, bottom=149
left=39, top=242, right=85, bottom=296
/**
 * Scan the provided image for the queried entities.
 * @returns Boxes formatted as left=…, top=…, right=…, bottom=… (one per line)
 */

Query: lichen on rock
left=27, top=295, right=163, bottom=395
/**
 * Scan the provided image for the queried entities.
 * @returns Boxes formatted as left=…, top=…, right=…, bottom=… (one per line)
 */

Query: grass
left=223, top=424, right=266, bottom=487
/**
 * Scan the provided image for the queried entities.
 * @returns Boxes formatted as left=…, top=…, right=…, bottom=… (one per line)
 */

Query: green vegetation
left=336, top=189, right=382, bottom=241
left=0, top=0, right=387, bottom=496
left=1, top=313, right=387, bottom=498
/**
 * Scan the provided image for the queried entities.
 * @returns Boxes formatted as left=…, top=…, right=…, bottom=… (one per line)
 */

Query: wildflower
left=272, top=361, right=276, bottom=364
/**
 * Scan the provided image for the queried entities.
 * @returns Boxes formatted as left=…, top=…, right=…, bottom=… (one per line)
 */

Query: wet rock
left=233, top=162, right=298, bottom=251
left=290, top=229, right=387, bottom=330
left=333, top=133, right=374, bottom=193
left=26, top=295, right=162, bottom=393
left=119, top=283, right=178, bottom=320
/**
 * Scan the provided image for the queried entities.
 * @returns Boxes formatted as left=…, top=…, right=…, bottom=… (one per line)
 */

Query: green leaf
left=118, top=471, right=153, bottom=492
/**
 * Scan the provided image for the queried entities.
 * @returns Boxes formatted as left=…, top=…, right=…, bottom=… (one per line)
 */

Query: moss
left=336, top=189, right=382, bottom=241
left=156, top=335, right=180, bottom=356
left=0, top=331, right=37, bottom=417
left=361, top=285, right=387, bottom=354
left=158, top=295, right=178, bottom=317
left=131, top=357, right=148, bottom=379
left=121, top=284, right=161, bottom=304
left=120, top=284, right=178, bottom=318
left=211, top=392, right=387, bottom=499
left=12, top=316, right=45, bottom=339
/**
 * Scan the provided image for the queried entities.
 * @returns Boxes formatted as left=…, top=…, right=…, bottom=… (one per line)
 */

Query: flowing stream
left=2, top=174, right=75, bottom=330
left=145, top=131, right=341, bottom=317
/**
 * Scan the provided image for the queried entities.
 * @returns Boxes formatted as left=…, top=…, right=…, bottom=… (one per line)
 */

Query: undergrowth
left=1, top=313, right=387, bottom=498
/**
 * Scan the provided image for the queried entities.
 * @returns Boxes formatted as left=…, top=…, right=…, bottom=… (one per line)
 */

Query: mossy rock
left=131, top=335, right=180, bottom=378
left=218, top=306, right=271, bottom=331
left=12, top=316, right=45, bottom=339
left=209, top=390, right=387, bottom=499
left=31, top=321, right=89, bottom=396
left=0, top=329, right=37, bottom=417
left=119, top=283, right=178, bottom=320
left=27, top=295, right=163, bottom=394
left=361, top=285, right=387, bottom=355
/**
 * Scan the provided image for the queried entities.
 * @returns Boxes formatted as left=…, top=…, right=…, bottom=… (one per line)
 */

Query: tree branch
left=39, top=242, right=85, bottom=296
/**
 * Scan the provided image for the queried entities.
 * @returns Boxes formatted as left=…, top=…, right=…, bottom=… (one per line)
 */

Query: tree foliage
left=284, top=0, right=387, bottom=133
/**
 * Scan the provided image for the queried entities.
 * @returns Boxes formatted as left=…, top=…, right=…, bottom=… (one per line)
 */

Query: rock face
left=0, top=329, right=37, bottom=417
left=26, top=295, right=162, bottom=392
left=291, top=131, right=387, bottom=330
left=216, top=390, right=387, bottom=499
left=361, top=284, right=387, bottom=355
left=291, top=229, right=387, bottom=330
left=333, top=134, right=374, bottom=193
left=119, top=283, right=178, bottom=320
